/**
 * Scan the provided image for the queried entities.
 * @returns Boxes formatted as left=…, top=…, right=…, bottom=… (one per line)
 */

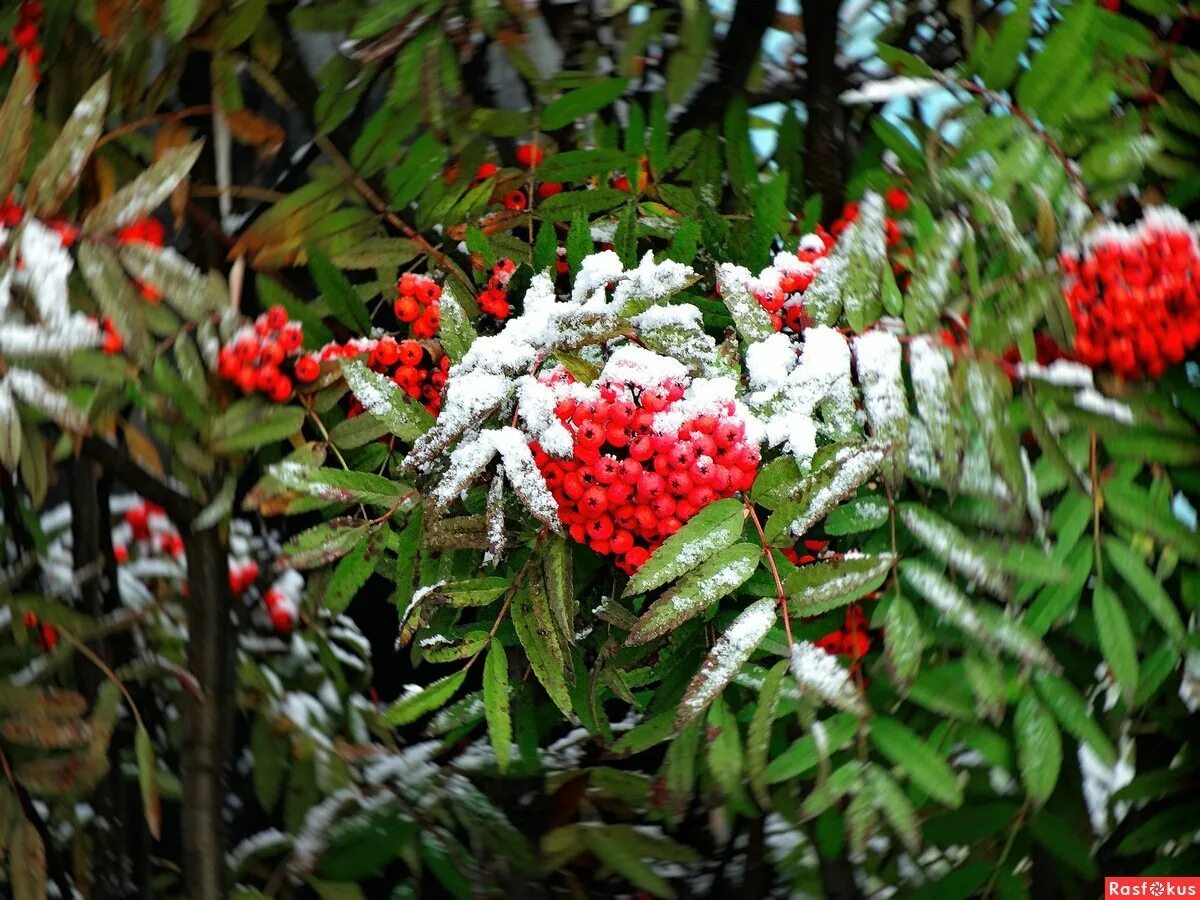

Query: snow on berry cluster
left=1061, top=207, right=1200, bottom=380
left=812, top=602, right=874, bottom=676
left=340, top=335, right=449, bottom=418
left=392, top=272, right=442, bottom=338
left=528, top=348, right=762, bottom=573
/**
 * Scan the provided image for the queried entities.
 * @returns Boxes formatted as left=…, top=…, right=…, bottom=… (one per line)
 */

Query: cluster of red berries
left=228, top=559, right=261, bottom=597
left=1060, top=211, right=1200, bottom=380
left=334, top=334, right=450, bottom=417
left=472, top=143, right=564, bottom=211
left=781, top=538, right=831, bottom=567
left=393, top=272, right=442, bottom=338
left=122, top=499, right=185, bottom=558
left=477, top=258, right=516, bottom=320
left=116, top=217, right=167, bottom=302
left=216, top=306, right=306, bottom=402
left=0, top=2, right=43, bottom=74
left=531, top=371, right=760, bottom=574
left=813, top=603, right=874, bottom=676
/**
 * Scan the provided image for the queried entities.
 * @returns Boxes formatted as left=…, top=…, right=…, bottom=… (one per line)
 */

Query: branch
left=79, top=436, right=200, bottom=528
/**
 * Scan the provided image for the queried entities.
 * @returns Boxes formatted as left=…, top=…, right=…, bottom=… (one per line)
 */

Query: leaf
left=789, top=640, right=869, bottom=715
left=26, top=73, right=111, bottom=215
left=541, top=535, right=575, bottom=644
left=342, top=359, right=434, bottom=442
left=747, top=659, right=788, bottom=806
left=870, top=716, right=963, bottom=808
left=1102, top=538, right=1186, bottom=644
left=705, top=698, right=744, bottom=797
left=784, top=553, right=894, bottom=616
left=589, top=826, right=677, bottom=899
left=0, top=58, right=37, bottom=200
left=211, top=403, right=304, bottom=453
left=766, top=713, right=859, bottom=783
left=135, top=724, right=162, bottom=839
left=277, top=518, right=374, bottom=569
left=823, top=495, right=890, bottom=535
left=542, top=78, right=630, bottom=130
left=899, top=505, right=1008, bottom=599
left=626, top=543, right=760, bottom=646
left=251, top=716, right=286, bottom=812
left=536, top=149, right=628, bottom=182
left=1014, top=694, right=1060, bottom=807
left=266, top=463, right=409, bottom=508
left=1103, top=481, right=1200, bottom=564
left=567, top=211, right=591, bottom=277
left=978, top=0, right=1032, bottom=89
left=676, top=598, right=776, bottom=728
left=483, top=642, right=511, bottom=773
left=764, top=443, right=886, bottom=544
left=902, top=561, right=1056, bottom=669
left=384, top=671, right=468, bottom=726
left=1032, top=671, right=1117, bottom=767
left=308, top=247, right=373, bottom=333
left=83, top=141, right=204, bottom=234
left=119, top=244, right=226, bottom=319
left=883, top=592, right=922, bottom=691
left=1093, top=583, right=1138, bottom=699
left=325, top=530, right=384, bottom=614
left=624, top=498, right=745, bottom=596
left=715, top=265, right=774, bottom=344
left=866, top=764, right=921, bottom=854
left=10, top=818, right=47, bottom=900
left=512, top=579, right=573, bottom=718
left=438, top=578, right=508, bottom=607
left=165, top=0, right=201, bottom=38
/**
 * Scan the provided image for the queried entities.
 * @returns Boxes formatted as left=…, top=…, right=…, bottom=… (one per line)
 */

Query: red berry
left=294, top=356, right=320, bottom=383
left=503, top=190, right=528, bottom=211
left=515, top=143, right=544, bottom=168
left=395, top=297, right=420, bottom=322
left=475, top=162, right=499, bottom=180
left=270, top=606, right=294, bottom=634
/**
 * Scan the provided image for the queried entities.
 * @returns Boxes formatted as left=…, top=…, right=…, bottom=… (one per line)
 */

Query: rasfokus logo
left=1106, top=877, right=1200, bottom=896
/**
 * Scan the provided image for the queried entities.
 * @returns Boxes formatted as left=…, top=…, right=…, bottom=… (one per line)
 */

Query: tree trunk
left=802, top=0, right=847, bottom=221
left=180, top=525, right=234, bottom=900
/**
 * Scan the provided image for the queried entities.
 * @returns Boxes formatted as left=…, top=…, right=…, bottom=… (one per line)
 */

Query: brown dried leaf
left=226, top=109, right=286, bottom=158
left=122, top=422, right=164, bottom=477
left=154, top=120, right=195, bottom=228
left=0, top=716, right=92, bottom=749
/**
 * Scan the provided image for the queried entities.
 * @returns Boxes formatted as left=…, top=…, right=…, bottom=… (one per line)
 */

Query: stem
left=1090, top=429, right=1103, bottom=584
left=464, top=527, right=549, bottom=672
left=745, top=499, right=794, bottom=646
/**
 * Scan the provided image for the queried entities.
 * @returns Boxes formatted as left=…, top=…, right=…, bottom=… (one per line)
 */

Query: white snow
left=789, top=640, right=867, bottom=715
left=840, top=76, right=942, bottom=104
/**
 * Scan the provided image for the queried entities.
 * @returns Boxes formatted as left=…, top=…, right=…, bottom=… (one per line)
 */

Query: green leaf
left=342, top=359, right=434, bottom=442
left=789, top=640, right=869, bottom=715
left=384, top=671, right=468, bottom=726
left=1093, top=583, right=1138, bottom=699
left=567, top=211, right=592, bottom=277
left=978, top=0, right=1032, bottom=89
left=536, top=149, right=629, bottom=182
left=278, top=518, right=374, bottom=569
left=784, top=553, right=894, bottom=617
left=251, top=716, right=286, bottom=812
left=267, top=463, right=409, bottom=508
left=589, top=826, right=677, bottom=899
left=866, top=764, right=922, bottom=854
left=615, top=203, right=638, bottom=268
left=483, top=642, right=511, bottom=773
left=823, top=495, right=890, bottom=536
left=439, top=577, right=509, bottom=607
left=308, top=247, right=373, bottom=333
left=884, top=592, right=923, bottom=691
left=119, top=244, right=227, bottom=319
left=543, top=79, right=629, bottom=131
left=901, top=561, right=1056, bottom=670
left=626, top=543, right=760, bottom=646
left=541, top=535, right=575, bottom=644
left=676, top=598, right=776, bottom=728
left=747, top=659, right=788, bottom=806
left=211, top=403, right=305, bottom=453
left=83, top=141, right=204, bottom=234
left=325, top=530, right=384, bottom=614
left=705, top=698, right=743, bottom=797
left=1014, top=694, right=1060, bottom=807
left=765, top=713, right=858, bottom=783
left=165, top=0, right=201, bottom=39
left=624, top=498, right=745, bottom=596
left=870, top=716, right=963, bottom=808
left=10, top=817, right=47, bottom=900
left=1032, top=672, right=1117, bottom=767
left=512, top=578, right=573, bottom=718
left=27, top=73, right=111, bottom=215
left=899, top=505, right=1008, bottom=599
left=1102, top=538, right=1186, bottom=644
left=1103, top=481, right=1200, bottom=564
left=716, top=266, right=774, bottom=344
left=764, top=444, right=885, bottom=545
left=135, top=724, right=162, bottom=840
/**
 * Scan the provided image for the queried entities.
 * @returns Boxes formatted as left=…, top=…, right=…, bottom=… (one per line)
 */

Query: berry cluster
left=21, top=612, right=58, bottom=652
left=262, top=570, right=303, bottom=634
left=531, top=369, right=760, bottom=574
left=216, top=305, right=306, bottom=402
left=473, top=143, right=563, bottom=211
left=1060, top=209, right=1200, bottom=380
left=332, top=335, right=449, bottom=418
left=477, top=258, right=516, bottom=320
left=393, top=272, right=442, bottom=338
left=813, top=603, right=874, bottom=675
left=0, top=2, right=43, bottom=74
left=116, top=217, right=167, bottom=302
left=122, top=498, right=185, bottom=558
left=228, top=558, right=261, bottom=597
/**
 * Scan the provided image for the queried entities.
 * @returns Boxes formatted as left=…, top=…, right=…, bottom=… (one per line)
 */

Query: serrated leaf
left=119, top=244, right=226, bottom=318
left=901, top=561, right=1056, bottom=670
left=979, top=0, right=1032, bottom=89
left=784, top=553, right=894, bottom=617
left=385, top=671, right=468, bottom=726
left=1094, top=583, right=1138, bottom=699
left=870, top=716, right=962, bottom=808
left=211, top=403, right=304, bottom=453
left=590, top=826, right=677, bottom=899
left=27, top=74, right=111, bottom=215
left=342, top=359, right=434, bottom=442
left=763, top=443, right=885, bottom=544
left=266, top=463, right=408, bottom=509
left=1102, top=538, right=1185, bottom=644
left=1014, top=694, right=1060, bottom=807
left=165, top=0, right=201, bottom=39
left=899, top=505, right=1008, bottom=599
left=765, top=714, right=858, bottom=783
left=626, top=543, right=760, bottom=646
left=747, top=658, right=788, bottom=806
left=866, top=764, right=921, bottom=854
left=83, top=141, right=204, bottom=234
left=705, top=698, right=743, bottom=797
left=823, top=495, right=890, bottom=535
left=0, top=58, right=37, bottom=200
left=624, top=498, right=745, bottom=596
left=308, top=247, right=373, bottom=333
left=542, top=79, right=629, bottom=131
left=789, top=640, right=868, bottom=715
left=439, top=577, right=508, bottom=607
left=325, top=530, right=384, bottom=613
left=541, top=535, right=575, bottom=644
left=483, top=642, right=511, bottom=773
left=512, top=578, right=573, bottom=718
left=1032, top=671, right=1117, bottom=767
left=883, top=592, right=922, bottom=691
left=251, top=716, right=286, bottom=812
left=278, top=518, right=374, bottom=569
left=676, top=598, right=776, bottom=728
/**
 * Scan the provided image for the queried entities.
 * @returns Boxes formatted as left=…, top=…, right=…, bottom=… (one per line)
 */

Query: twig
left=745, top=498, right=794, bottom=646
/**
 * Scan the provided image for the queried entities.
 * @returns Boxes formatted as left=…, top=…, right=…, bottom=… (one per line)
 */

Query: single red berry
left=475, top=162, right=499, bottom=180
left=294, top=356, right=320, bottom=383
left=395, top=297, right=420, bottom=322
left=515, top=143, right=544, bottom=168
left=12, top=20, right=38, bottom=50
left=503, top=190, right=528, bottom=211
left=537, top=182, right=563, bottom=199
left=270, top=606, right=294, bottom=634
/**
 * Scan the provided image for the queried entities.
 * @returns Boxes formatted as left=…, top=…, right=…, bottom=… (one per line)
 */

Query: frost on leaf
left=748, top=326, right=857, bottom=467
left=908, top=336, right=960, bottom=486
left=853, top=329, right=908, bottom=486
left=677, top=597, right=776, bottom=728
left=790, top=641, right=868, bottom=715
